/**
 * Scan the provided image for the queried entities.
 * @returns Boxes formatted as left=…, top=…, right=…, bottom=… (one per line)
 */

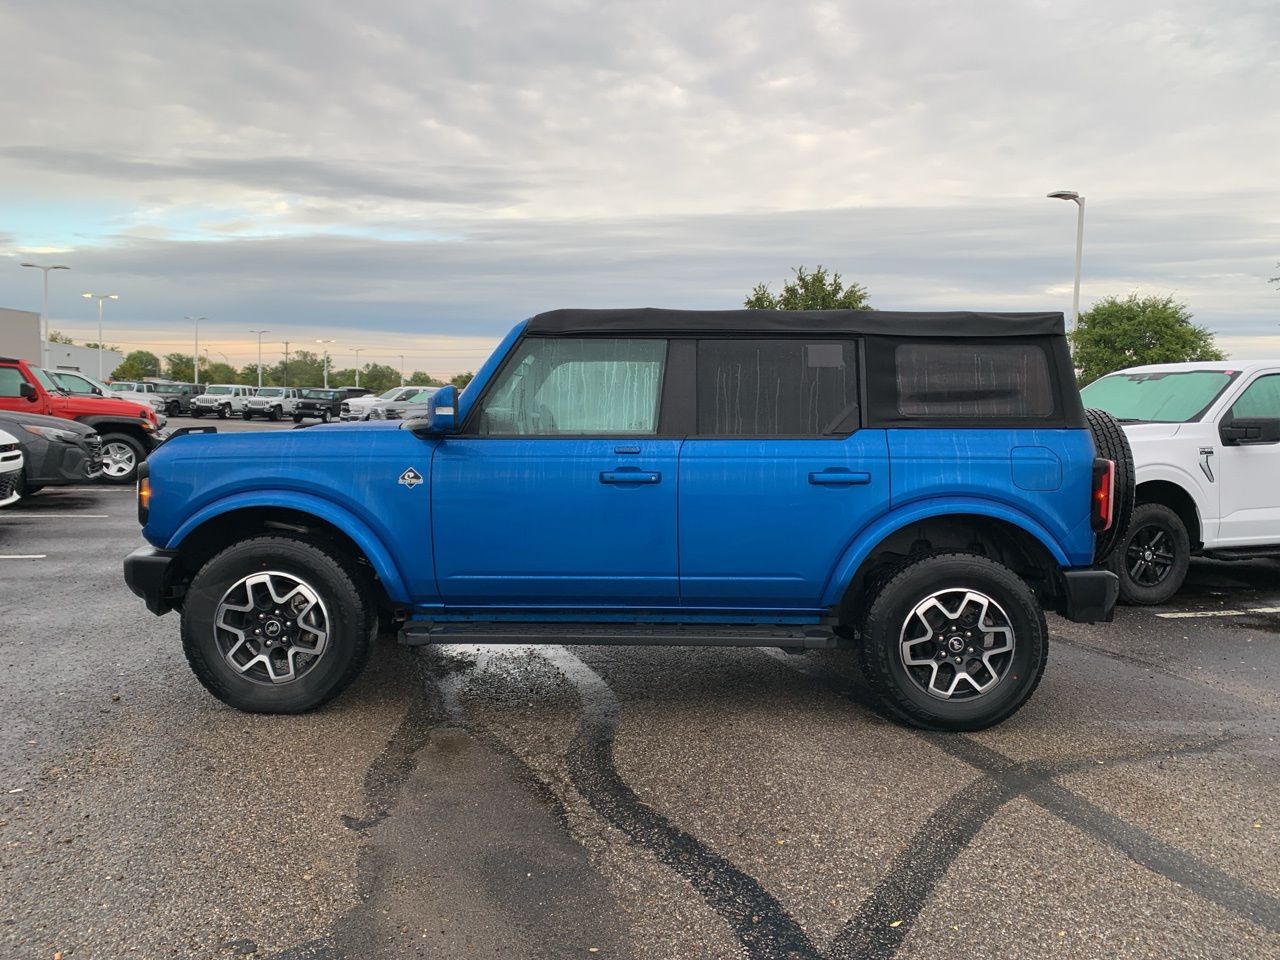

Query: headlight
left=23, top=424, right=78, bottom=442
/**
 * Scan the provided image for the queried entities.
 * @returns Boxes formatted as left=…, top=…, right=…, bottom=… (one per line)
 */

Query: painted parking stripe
left=1155, top=606, right=1280, bottom=619
left=4, top=513, right=109, bottom=518
left=0, top=554, right=46, bottom=560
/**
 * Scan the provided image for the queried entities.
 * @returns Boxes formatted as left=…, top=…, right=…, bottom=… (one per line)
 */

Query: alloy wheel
left=100, top=441, right=137, bottom=479
left=213, top=571, right=330, bottom=685
left=1126, top=523, right=1175, bottom=586
left=899, top=588, right=1016, bottom=700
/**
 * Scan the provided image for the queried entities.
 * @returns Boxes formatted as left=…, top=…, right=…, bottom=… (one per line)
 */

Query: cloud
left=0, top=0, right=1277, bottom=368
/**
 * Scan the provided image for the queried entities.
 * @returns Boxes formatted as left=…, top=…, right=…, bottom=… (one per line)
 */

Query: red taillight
left=1091, top=458, right=1115, bottom=532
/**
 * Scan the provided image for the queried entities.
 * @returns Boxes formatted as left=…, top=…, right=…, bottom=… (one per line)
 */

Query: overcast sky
left=1, top=0, right=1276, bottom=374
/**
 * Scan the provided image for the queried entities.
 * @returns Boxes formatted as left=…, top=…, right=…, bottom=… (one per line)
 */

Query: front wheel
left=1109, top=502, right=1190, bottom=605
left=268, top=406, right=282, bottom=421
left=858, top=553, right=1048, bottom=731
left=181, top=537, right=373, bottom=713
left=320, top=410, right=331, bottom=423
left=217, top=404, right=230, bottom=420
left=98, top=432, right=145, bottom=484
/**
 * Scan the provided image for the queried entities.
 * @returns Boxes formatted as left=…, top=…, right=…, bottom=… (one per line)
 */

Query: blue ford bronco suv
left=124, top=308, right=1130, bottom=730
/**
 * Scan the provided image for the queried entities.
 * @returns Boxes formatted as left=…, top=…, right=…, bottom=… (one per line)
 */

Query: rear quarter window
left=893, top=342, right=1054, bottom=420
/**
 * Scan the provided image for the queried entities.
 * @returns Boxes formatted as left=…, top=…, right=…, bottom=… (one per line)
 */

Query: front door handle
left=809, top=469, right=871, bottom=486
left=600, top=469, right=661, bottom=484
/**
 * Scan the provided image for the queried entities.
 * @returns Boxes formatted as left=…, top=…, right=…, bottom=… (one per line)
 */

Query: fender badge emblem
left=398, top=467, right=424, bottom=488
left=1198, top=447, right=1215, bottom=483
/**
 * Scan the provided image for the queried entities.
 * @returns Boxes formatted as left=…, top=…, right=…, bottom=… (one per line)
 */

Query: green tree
left=164, top=353, right=197, bottom=382
left=110, top=350, right=162, bottom=380
left=271, top=349, right=325, bottom=388
left=450, top=372, right=475, bottom=389
left=1071, top=293, right=1226, bottom=385
left=84, top=340, right=123, bottom=353
left=48, top=330, right=75, bottom=344
left=744, top=265, right=872, bottom=311
left=359, top=363, right=404, bottom=394
left=204, top=361, right=238, bottom=384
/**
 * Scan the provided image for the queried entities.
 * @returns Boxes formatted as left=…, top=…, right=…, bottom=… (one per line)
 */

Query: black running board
left=399, top=621, right=841, bottom=650
left=1202, top=547, right=1280, bottom=561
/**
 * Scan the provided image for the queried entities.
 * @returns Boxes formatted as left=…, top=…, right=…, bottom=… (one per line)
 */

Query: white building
left=0, top=306, right=123, bottom=376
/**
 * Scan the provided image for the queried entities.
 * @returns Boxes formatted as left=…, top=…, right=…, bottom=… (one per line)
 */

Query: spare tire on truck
left=1084, top=407, right=1135, bottom=563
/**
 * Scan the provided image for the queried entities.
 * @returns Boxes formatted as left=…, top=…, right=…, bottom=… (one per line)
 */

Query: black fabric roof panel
left=526, top=307, right=1065, bottom=338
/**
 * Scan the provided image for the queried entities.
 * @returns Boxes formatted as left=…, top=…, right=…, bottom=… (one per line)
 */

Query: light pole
left=1047, top=190, right=1086, bottom=334
left=249, top=329, right=272, bottom=388
left=186, top=316, right=206, bottom=387
left=315, top=339, right=335, bottom=388
left=351, top=347, right=364, bottom=388
left=281, top=340, right=291, bottom=386
left=399, top=354, right=405, bottom=386
left=20, top=262, right=70, bottom=368
left=82, top=292, right=119, bottom=379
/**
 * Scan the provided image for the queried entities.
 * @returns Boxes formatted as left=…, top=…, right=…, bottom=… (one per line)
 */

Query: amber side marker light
left=137, top=470, right=151, bottom=525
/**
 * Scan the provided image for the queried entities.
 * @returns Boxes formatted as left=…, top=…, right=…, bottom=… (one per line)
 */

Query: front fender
left=820, top=497, right=1071, bottom=607
left=166, top=490, right=411, bottom=604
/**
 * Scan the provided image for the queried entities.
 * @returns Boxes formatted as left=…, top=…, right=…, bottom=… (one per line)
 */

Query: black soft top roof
left=526, top=307, right=1064, bottom=338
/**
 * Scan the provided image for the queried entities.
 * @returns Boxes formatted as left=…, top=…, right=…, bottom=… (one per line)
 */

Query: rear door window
left=695, top=339, right=859, bottom=436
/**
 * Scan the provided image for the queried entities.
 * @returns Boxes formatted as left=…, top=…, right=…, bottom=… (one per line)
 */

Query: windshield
left=408, top=389, right=436, bottom=402
left=112, top=381, right=138, bottom=390
left=206, top=385, right=233, bottom=395
left=1080, top=370, right=1238, bottom=423
left=31, top=367, right=61, bottom=391
left=302, top=389, right=337, bottom=400
left=255, top=388, right=284, bottom=397
left=378, top=387, right=405, bottom=399
left=153, top=383, right=185, bottom=394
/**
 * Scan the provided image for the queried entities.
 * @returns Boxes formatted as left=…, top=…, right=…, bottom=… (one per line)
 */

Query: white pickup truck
left=1080, top=360, right=1280, bottom=603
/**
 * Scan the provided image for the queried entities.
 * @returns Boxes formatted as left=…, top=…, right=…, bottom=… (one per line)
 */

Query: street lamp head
left=81, top=292, right=92, bottom=299
left=1047, top=190, right=1082, bottom=202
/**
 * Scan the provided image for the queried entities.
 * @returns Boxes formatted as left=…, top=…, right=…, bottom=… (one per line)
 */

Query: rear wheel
left=166, top=400, right=180, bottom=417
left=98, top=432, right=145, bottom=484
left=858, top=553, right=1048, bottom=731
left=191, top=410, right=203, bottom=418
left=1109, top=502, right=1190, bottom=605
left=292, top=413, right=303, bottom=423
left=241, top=410, right=253, bottom=420
left=181, top=536, right=373, bottom=713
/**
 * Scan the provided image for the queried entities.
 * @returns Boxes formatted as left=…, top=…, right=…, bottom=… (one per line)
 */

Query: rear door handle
left=809, top=469, right=871, bottom=486
left=601, top=469, right=661, bottom=484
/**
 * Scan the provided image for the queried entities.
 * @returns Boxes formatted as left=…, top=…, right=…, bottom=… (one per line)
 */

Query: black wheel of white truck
left=181, top=537, right=372, bottom=713
left=858, top=553, right=1047, bottom=731
left=1109, top=502, right=1190, bottom=606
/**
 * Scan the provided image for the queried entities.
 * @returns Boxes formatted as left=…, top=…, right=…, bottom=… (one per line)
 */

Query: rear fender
left=820, top=497, right=1070, bottom=607
left=166, top=490, right=410, bottom=603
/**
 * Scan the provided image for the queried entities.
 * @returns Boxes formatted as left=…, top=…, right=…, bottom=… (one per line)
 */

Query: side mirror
left=92, top=386, right=104, bottom=396
left=421, top=385, right=458, bottom=434
left=1220, top=417, right=1280, bottom=446
left=19, top=381, right=37, bottom=401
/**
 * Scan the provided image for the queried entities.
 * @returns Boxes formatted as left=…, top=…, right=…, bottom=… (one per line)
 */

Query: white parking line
left=1155, top=606, right=1280, bottom=619
left=4, top=513, right=109, bottom=519
left=0, top=554, right=46, bottom=560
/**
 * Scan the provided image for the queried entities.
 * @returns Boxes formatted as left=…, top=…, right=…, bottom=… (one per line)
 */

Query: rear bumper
left=1059, top=568, right=1119, bottom=623
left=123, top=546, right=182, bottom=615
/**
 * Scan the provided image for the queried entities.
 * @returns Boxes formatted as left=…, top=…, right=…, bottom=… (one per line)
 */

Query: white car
left=1081, top=360, right=1280, bottom=603
left=244, top=387, right=301, bottom=421
left=192, top=384, right=255, bottom=419
left=341, top=385, right=423, bottom=421
left=0, top=427, right=23, bottom=507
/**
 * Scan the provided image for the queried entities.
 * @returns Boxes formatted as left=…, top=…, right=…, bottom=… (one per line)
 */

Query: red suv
left=0, top=356, right=160, bottom=483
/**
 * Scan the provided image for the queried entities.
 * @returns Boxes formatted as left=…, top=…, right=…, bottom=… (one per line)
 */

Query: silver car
left=368, top=387, right=437, bottom=421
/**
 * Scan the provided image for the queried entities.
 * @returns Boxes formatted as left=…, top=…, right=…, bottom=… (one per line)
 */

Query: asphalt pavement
left=1, top=429, right=1277, bottom=959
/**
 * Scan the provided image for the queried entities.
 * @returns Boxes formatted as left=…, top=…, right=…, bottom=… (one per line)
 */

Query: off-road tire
left=217, top=404, right=230, bottom=420
left=1109, top=502, right=1190, bottom=605
left=268, top=406, right=282, bottom=421
left=181, top=536, right=373, bottom=713
left=320, top=410, right=331, bottom=423
left=292, top=413, right=303, bottom=423
left=858, top=552, right=1048, bottom=731
left=1085, top=408, right=1135, bottom=562
left=191, top=410, right=203, bottom=418
left=242, top=410, right=253, bottom=420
